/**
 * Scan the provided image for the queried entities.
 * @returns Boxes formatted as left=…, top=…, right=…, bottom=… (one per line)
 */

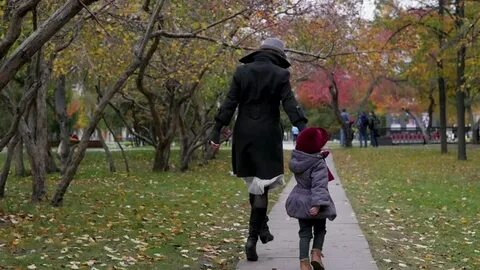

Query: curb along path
left=236, top=154, right=378, bottom=270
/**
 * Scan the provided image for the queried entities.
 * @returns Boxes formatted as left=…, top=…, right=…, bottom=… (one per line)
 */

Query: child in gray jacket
left=286, top=127, right=337, bottom=270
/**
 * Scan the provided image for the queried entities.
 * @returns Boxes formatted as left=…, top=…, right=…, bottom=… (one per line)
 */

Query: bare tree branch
left=192, top=8, right=248, bottom=35
left=0, top=82, right=40, bottom=151
left=0, top=0, right=99, bottom=91
left=0, top=0, right=41, bottom=60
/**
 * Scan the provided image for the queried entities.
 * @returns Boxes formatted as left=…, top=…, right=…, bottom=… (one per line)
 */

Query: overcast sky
left=360, top=0, right=376, bottom=20
left=360, top=0, right=426, bottom=20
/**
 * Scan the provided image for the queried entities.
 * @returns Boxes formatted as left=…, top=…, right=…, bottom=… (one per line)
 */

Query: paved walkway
left=236, top=154, right=378, bottom=270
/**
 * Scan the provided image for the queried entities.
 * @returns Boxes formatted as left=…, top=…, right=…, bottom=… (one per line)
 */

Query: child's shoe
left=310, top=249, right=324, bottom=270
left=300, top=258, right=312, bottom=270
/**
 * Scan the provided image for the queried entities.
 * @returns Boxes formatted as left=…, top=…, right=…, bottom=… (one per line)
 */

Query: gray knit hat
left=239, top=37, right=290, bottom=68
left=259, top=38, right=286, bottom=58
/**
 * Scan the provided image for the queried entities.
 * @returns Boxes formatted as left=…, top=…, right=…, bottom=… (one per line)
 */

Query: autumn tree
left=0, top=0, right=102, bottom=201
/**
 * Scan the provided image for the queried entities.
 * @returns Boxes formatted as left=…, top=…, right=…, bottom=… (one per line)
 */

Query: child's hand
left=309, top=206, right=320, bottom=216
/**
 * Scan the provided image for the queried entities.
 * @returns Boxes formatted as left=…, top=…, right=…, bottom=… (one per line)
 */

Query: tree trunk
left=456, top=90, right=467, bottom=160
left=14, top=138, right=26, bottom=177
left=19, top=120, right=47, bottom=202
left=437, top=0, right=448, bottom=154
left=465, top=93, right=476, bottom=144
left=473, top=119, right=480, bottom=145
left=179, top=137, right=191, bottom=172
left=55, top=75, right=70, bottom=168
left=0, top=135, right=20, bottom=198
left=427, top=87, right=435, bottom=138
left=326, top=71, right=352, bottom=147
left=180, top=157, right=190, bottom=172
left=153, top=139, right=172, bottom=172
left=0, top=0, right=41, bottom=60
left=0, top=0, right=99, bottom=91
left=0, top=82, right=40, bottom=151
left=103, top=117, right=129, bottom=173
left=438, top=73, right=448, bottom=151
left=36, top=54, right=51, bottom=174
left=455, top=0, right=467, bottom=161
left=46, top=148, right=60, bottom=173
left=179, top=133, right=206, bottom=172
left=96, top=128, right=116, bottom=173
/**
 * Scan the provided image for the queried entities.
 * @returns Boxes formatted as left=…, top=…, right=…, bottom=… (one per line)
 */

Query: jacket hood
left=289, top=150, right=323, bottom=174
left=239, top=49, right=291, bottom=68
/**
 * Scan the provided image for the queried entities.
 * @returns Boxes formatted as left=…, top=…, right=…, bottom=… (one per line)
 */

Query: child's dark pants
left=298, top=218, right=326, bottom=260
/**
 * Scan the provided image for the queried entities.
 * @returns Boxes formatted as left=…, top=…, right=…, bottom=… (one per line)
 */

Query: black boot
left=245, top=207, right=266, bottom=261
left=259, top=216, right=274, bottom=244
left=245, top=236, right=258, bottom=261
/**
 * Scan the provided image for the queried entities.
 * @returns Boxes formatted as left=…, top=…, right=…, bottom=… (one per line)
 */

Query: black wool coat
left=214, top=51, right=308, bottom=179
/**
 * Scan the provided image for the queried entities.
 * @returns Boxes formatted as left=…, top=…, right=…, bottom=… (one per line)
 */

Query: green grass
left=0, top=150, right=287, bottom=269
left=333, top=146, right=480, bottom=269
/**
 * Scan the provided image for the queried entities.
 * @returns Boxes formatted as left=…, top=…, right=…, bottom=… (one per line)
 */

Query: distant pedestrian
left=356, top=111, right=369, bottom=148
left=208, top=38, right=308, bottom=262
left=368, top=111, right=380, bottom=147
left=340, top=109, right=350, bottom=147
left=286, top=127, right=336, bottom=270
left=292, top=126, right=299, bottom=143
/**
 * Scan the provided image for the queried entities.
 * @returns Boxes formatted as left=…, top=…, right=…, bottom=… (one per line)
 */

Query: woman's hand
left=210, top=141, right=220, bottom=151
left=309, top=206, right=320, bottom=216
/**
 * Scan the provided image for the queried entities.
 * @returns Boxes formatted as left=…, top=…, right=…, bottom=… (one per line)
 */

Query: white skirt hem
left=242, top=174, right=285, bottom=195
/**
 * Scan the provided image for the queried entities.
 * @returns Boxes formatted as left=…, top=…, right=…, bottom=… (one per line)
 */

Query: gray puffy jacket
left=285, top=150, right=337, bottom=220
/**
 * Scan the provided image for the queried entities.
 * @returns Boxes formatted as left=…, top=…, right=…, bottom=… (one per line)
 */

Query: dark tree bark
left=96, top=127, right=116, bottom=173
left=0, top=135, right=20, bottom=198
left=0, top=0, right=99, bottom=91
left=437, top=0, right=448, bottom=154
left=465, top=88, right=477, bottom=144
left=55, top=75, right=70, bottom=168
left=472, top=119, right=480, bottom=144
left=153, top=139, right=173, bottom=172
left=456, top=91, right=466, bottom=158
left=0, top=0, right=41, bottom=60
left=178, top=101, right=213, bottom=172
left=455, top=0, right=467, bottom=160
left=46, top=149, right=60, bottom=173
left=427, top=87, right=435, bottom=137
left=36, top=53, right=51, bottom=174
left=325, top=70, right=353, bottom=147
left=14, top=138, right=26, bottom=177
left=0, top=82, right=40, bottom=151
left=3, top=0, right=14, bottom=21
left=149, top=91, right=180, bottom=172
left=19, top=119, right=47, bottom=202
left=102, top=117, right=129, bottom=173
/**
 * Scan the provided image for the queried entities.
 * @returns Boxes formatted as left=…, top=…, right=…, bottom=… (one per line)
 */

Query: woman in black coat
left=209, top=38, right=308, bottom=261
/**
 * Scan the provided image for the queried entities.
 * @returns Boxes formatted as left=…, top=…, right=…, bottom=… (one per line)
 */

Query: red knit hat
left=295, top=127, right=329, bottom=154
left=295, top=127, right=335, bottom=181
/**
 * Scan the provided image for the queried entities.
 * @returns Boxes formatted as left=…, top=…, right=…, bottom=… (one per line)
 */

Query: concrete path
left=236, top=154, right=378, bottom=270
